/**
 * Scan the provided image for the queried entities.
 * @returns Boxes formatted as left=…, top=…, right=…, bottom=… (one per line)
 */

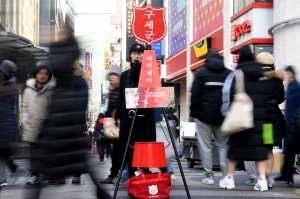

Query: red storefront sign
left=131, top=4, right=167, bottom=45
left=110, top=13, right=122, bottom=25
left=231, top=20, right=251, bottom=41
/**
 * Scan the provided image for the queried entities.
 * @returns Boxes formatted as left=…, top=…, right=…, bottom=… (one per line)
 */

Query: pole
left=162, top=108, right=191, bottom=199
left=186, top=0, right=192, bottom=122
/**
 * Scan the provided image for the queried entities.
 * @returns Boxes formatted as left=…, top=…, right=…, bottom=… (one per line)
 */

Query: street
left=0, top=152, right=300, bottom=199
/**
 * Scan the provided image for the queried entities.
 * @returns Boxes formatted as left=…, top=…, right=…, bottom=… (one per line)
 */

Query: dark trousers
left=30, top=142, right=39, bottom=177
left=109, top=141, right=121, bottom=177
left=286, top=143, right=297, bottom=176
left=0, top=143, right=17, bottom=183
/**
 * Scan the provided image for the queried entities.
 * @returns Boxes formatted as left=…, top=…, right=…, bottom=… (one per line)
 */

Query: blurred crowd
left=0, top=22, right=300, bottom=199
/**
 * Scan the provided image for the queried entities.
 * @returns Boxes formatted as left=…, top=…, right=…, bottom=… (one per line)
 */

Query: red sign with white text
left=131, top=4, right=167, bottom=45
left=138, top=50, right=161, bottom=88
left=157, top=60, right=161, bottom=76
left=231, top=20, right=251, bottom=41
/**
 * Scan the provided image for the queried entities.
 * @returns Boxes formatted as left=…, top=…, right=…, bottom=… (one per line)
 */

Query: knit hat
left=0, top=60, right=18, bottom=78
left=256, top=52, right=274, bottom=65
left=129, top=43, right=145, bottom=54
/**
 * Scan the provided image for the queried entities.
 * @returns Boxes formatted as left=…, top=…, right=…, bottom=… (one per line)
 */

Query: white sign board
left=183, top=122, right=197, bottom=137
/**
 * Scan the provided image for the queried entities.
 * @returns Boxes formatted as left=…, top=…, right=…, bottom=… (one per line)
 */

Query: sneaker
left=27, top=176, right=40, bottom=185
left=254, top=178, right=268, bottom=191
left=112, top=176, right=127, bottom=184
left=219, top=176, right=235, bottom=189
left=101, top=176, right=113, bottom=184
left=170, top=173, right=176, bottom=180
left=0, top=182, right=7, bottom=187
left=202, top=176, right=214, bottom=185
left=267, top=176, right=275, bottom=188
left=245, top=179, right=257, bottom=186
left=72, top=176, right=81, bottom=184
left=11, top=166, right=30, bottom=185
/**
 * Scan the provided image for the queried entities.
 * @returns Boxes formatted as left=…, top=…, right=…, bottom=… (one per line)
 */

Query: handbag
left=126, top=172, right=171, bottom=199
left=221, top=69, right=254, bottom=135
left=103, top=110, right=119, bottom=139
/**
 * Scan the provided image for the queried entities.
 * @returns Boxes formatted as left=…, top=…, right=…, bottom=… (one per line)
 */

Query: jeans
left=179, top=145, right=185, bottom=156
left=160, top=161, right=175, bottom=174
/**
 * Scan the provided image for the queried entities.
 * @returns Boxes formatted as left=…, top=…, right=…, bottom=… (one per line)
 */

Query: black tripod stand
left=112, top=108, right=191, bottom=199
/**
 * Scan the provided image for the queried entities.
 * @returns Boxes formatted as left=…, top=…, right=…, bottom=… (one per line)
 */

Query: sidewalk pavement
left=0, top=152, right=300, bottom=199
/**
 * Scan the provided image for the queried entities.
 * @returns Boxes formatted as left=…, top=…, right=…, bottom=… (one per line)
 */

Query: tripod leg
left=112, top=110, right=137, bottom=199
left=162, top=108, right=191, bottom=199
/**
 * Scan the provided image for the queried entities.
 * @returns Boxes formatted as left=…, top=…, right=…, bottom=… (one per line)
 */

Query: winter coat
left=190, top=53, right=231, bottom=124
left=21, top=78, right=56, bottom=142
left=283, top=80, right=300, bottom=153
left=0, top=79, right=18, bottom=146
left=116, top=69, right=156, bottom=162
left=227, top=61, right=271, bottom=161
left=33, top=35, right=88, bottom=179
left=167, top=113, right=179, bottom=138
left=288, top=107, right=300, bottom=153
left=262, top=68, right=286, bottom=147
left=105, top=86, right=119, bottom=117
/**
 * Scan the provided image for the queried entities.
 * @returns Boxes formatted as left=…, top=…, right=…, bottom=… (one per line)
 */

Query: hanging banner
left=85, top=52, right=90, bottom=70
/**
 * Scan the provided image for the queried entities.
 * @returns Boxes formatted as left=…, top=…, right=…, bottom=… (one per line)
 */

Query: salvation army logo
left=148, top=185, right=158, bottom=195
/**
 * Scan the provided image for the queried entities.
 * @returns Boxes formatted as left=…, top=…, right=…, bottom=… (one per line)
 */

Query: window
left=233, top=0, right=273, bottom=14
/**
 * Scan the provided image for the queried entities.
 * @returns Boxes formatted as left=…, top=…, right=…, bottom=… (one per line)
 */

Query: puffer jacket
left=190, top=53, right=231, bottom=124
left=0, top=78, right=18, bottom=146
left=21, top=78, right=56, bottom=142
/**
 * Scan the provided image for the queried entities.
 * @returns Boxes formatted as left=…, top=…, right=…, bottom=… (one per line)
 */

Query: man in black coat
left=116, top=43, right=156, bottom=178
left=190, top=49, right=231, bottom=185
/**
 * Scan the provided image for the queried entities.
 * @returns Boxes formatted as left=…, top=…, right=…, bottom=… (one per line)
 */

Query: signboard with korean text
left=131, top=4, right=167, bottom=45
left=85, top=52, right=90, bottom=70
left=138, top=50, right=161, bottom=88
left=151, top=41, right=162, bottom=59
left=125, top=87, right=175, bottom=108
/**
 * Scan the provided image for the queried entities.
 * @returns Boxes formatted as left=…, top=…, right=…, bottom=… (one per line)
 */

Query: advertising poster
left=168, top=0, right=187, bottom=56
left=125, top=87, right=175, bottom=108
left=193, top=0, right=223, bottom=39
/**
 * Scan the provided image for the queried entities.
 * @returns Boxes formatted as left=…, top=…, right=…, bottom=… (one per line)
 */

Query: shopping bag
left=103, top=110, right=119, bottom=139
left=221, top=70, right=254, bottom=135
left=126, top=172, right=171, bottom=199
left=262, top=123, right=274, bottom=144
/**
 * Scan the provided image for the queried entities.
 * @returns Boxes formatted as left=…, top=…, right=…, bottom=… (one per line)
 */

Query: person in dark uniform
left=115, top=43, right=156, bottom=178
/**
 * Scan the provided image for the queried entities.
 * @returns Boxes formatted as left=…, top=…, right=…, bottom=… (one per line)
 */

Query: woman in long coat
left=22, top=65, right=55, bottom=185
left=116, top=43, right=156, bottom=178
left=219, top=45, right=271, bottom=192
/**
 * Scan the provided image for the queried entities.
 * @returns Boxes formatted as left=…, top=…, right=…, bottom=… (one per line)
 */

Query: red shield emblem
left=131, top=4, right=167, bottom=45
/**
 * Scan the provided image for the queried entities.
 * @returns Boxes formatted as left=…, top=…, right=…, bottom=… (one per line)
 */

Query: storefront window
left=233, top=0, right=273, bottom=14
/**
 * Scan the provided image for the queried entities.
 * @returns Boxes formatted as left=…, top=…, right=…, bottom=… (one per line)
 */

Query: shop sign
left=230, top=54, right=240, bottom=69
left=85, top=52, right=90, bottom=70
left=231, top=20, right=251, bottom=41
left=110, top=13, right=122, bottom=25
left=193, top=37, right=212, bottom=58
left=131, top=4, right=167, bottom=45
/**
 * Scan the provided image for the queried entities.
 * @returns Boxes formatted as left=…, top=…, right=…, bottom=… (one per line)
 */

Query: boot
left=49, top=178, right=65, bottom=184
left=274, top=166, right=287, bottom=181
left=286, top=174, right=294, bottom=186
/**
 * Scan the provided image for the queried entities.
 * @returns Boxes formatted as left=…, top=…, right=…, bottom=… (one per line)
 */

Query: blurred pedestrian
left=21, top=65, right=55, bottom=185
left=116, top=43, right=156, bottom=178
left=0, top=60, right=29, bottom=187
left=101, top=72, right=124, bottom=184
left=281, top=66, right=300, bottom=186
left=94, top=113, right=106, bottom=161
left=219, top=45, right=270, bottom=191
left=31, top=23, right=111, bottom=199
left=190, top=49, right=231, bottom=185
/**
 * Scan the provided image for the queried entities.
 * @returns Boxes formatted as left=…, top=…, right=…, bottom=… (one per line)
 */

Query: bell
left=132, top=142, right=167, bottom=168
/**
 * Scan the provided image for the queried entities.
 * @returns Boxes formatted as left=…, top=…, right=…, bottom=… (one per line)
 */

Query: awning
left=0, top=31, right=48, bottom=66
